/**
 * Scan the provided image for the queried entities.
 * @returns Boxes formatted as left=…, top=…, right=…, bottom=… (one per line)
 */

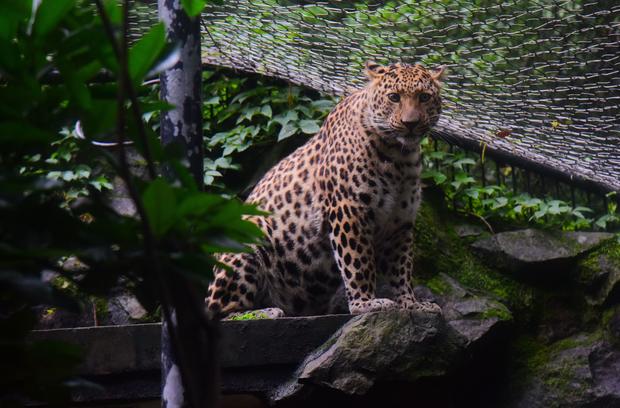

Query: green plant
left=419, top=138, right=618, bottom=232
left=20, top=130, right=114, bottom=207
left=200, top=71, right=336, bottom=190
left=0, top=1, right=261, bottom=405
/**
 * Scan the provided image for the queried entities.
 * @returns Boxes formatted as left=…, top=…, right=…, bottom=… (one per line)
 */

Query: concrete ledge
left=30, top=315, right=353, bottom=402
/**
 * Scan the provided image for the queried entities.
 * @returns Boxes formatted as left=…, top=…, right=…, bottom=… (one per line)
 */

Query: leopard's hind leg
left=205, top=252, right=262, bottom=318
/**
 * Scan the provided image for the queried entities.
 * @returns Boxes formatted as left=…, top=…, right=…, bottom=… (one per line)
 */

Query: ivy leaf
left=272, top=110, right=298, bottom=126
left=421, top=170, right=447, bottom=185
left=278, top=121, right=298, bottom=141
left=491, top=197, right=508, bottom=210
left=298, top=119, right=320, bottom=134
left=450, top=172, right=475, bottom=189
left=260, top=104, right=272, bottom=119
left=143, top=178, right=177, bottom=238
left=310, top=99, right=335, bottom=111
left=128, top=23, right=166, bottom=84
left=180, top=0, right=207, bottom=17
left=464, top=188, right=480, bottom=199
left=453, top=157, right=477, bottom=169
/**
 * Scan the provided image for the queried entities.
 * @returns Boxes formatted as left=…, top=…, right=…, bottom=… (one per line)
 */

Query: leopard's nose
left=401, top=119, right=420, bottom=130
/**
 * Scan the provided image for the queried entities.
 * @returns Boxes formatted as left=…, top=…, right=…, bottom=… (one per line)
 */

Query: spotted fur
left=206, top=62, right=446, bottom=317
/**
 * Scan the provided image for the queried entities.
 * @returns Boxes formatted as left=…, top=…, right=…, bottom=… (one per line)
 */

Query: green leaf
left=533, top=209, right=547, bottom=219
left=143, top=178, right=177, bottom=238
left=278, top=121, right=298, bottom=141
left=491, top=197, right=508, bottom=210
left=205, top=96, right=220, bottom=105
left=103, top=0, right=122, bottom=24
left=298, top=119, right=320, bottom=134
left=181, top=0, right=207, bottom=17
left=310, top=99, right=335, bottom=111
left=32, top=0, right=76, bottom=38
left=272, top=110, right=298, bottom=126
left=421, top=170, right=447, bottom=185
left=177, top=193, right=223, bottom=217
left=453, top=157, right=477, bottom=168
left=0, top=0, right=31, bottom=40
left=260, top=104, right=272, bottom=119
left=0, top=121, right=55, bottom=147
left=236, top=106, right=261, bottom=124
left=464, top=188, right=480, bottom=199
left=128, top=23, right=166, bottom=84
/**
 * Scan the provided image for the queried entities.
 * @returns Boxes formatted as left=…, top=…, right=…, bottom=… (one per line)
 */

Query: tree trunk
left=159, top=0, right=204, bottom=185
left=158, top=2, right=218, bottom=407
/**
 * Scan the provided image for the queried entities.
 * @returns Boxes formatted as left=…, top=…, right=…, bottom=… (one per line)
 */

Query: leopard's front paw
left=412, top=301, right=442, bottom=314
left=397, top=297, right=442, bottom=314
left=349, top=298, right=397, bottom=314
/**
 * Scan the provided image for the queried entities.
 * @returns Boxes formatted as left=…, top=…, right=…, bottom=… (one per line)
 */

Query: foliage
left=200, top=71, right=335, bottom=191
left=0, top=0, right=261, bottom=405
left=21, top=130, right=114, bottom=208
left=420, top=138, right=619, bottom=232
left=192, top=68, right=618, bottom=233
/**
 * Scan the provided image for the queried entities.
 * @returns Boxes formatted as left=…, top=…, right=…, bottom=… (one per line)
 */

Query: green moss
left=414, top=191, right=532, bottom=311
left=511, top=331, right=603, bottom=390
left=227, top=310, right=270, bottom=320
left=599, top=240, right=620, bottom=267
left=513, top=335, right=549, bottom=373
left=602, top=307, right=617, bottom=328
left=480, top=304, right=513, bottom=321
left=579, top=240, right=620, bottom=277
left=424, top=275, right=451, bottom=295
left=577, top=253, right=603, bottom=286
left=92, top=296, right=109, bottom=323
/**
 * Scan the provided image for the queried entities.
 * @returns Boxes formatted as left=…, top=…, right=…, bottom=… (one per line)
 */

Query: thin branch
left=93, top=0, right=157, bottom=181
left=466, top=210, right=495, bottom=234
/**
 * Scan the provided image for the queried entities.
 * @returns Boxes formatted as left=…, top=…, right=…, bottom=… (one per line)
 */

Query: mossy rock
left=413, top=189, right=532, bottom=313
left=577, top=240, right=620, bottom=306
left=508, top=331, right=620, bottom=408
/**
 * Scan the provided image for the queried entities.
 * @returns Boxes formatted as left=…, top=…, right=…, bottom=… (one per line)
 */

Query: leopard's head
left=362, top=61, right=445, bottom=144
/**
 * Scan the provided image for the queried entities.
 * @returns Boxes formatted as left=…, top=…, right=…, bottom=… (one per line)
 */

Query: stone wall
left=32, top=190, right=620, bottom=407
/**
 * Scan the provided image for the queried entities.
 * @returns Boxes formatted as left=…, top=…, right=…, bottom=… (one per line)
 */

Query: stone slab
left=29, top=314, right=354, bottom=401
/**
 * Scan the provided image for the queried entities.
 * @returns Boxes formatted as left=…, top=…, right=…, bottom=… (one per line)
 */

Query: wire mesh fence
left=130, top=0, right=620, bottom=194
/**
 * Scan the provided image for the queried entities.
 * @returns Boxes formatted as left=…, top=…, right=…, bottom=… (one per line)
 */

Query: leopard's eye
left=419, top=93, right=431, bottom=103
left=388, top=93, right=400, bottom=103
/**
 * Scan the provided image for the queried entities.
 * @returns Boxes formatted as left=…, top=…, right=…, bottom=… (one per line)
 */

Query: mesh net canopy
left=131, top=0, right=620, bottom=193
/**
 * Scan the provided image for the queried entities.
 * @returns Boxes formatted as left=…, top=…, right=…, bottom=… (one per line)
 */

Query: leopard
left=206, top=61, right=446, bottom=318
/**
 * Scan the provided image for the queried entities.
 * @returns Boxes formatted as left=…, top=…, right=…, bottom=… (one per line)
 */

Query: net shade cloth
left=130, top=0, right=620, bottom=193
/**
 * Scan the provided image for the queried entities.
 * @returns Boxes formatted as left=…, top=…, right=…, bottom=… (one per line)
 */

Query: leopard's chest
left=368, top=159, right=422, bottom=236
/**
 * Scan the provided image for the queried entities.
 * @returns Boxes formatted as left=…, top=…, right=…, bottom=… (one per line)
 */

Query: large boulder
left=471, top=229, right=613, bottom=274
left=512, top=335, right=620, bottom=408
left=272, top=309, right=458, bottom=402
left=577, top=242, right=620, bottom=306
left=437, top=273, right=512, bottom=346
left=273, top=277, right=513, bottom=404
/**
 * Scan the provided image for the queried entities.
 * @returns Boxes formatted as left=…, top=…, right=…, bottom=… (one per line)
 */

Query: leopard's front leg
left=327, top=202, right=397, bottom=314
left=380, top=224, right=441, bottom=314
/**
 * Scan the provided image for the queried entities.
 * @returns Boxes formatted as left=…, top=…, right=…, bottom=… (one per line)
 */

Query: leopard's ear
left=430, top=65, right=447, bottom=83
left=365, top=61, right=387, bottom=79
